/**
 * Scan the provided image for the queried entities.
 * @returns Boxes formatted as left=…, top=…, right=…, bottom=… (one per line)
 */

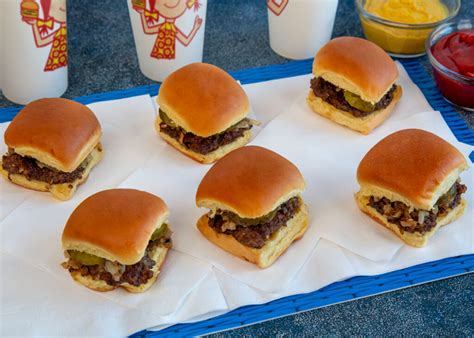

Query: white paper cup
left=128, top=0, right=207, bottom=82
left=267, top=0, right=338, bottom=60
left=2, top=0, right=68, bottom=105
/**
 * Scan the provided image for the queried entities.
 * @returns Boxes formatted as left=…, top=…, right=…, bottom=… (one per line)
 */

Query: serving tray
left=0, top=59, right=472, bottom=337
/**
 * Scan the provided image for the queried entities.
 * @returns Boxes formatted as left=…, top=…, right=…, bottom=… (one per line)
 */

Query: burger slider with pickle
left=1, top=98, right=103, bottom=200
left=307, top=37, right=402, bottom=134
left=156, top=62, right=257, bottom=164
left=61, top=189, right=172, bottom=292
left=355, top=129, right=468, bottom=247
left=196, top=146, right=308, bottom=268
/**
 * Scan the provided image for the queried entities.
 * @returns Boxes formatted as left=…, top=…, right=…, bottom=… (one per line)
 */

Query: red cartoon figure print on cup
left=21, top=0, right=68, bottom=72
left=267, top=0, right=289, bottom=16
left=133, top=0, right=203, bottom=60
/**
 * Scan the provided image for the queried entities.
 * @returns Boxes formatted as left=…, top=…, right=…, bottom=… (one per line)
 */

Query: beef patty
left=159, top=113, right=253, bottom=155
left=2, top=149, right=92, bottom=185
left=367, top=181, right=467, bottom=234
left=63, top=230, right=172, bottom=287
left=310, top=77, right=396, bottom=117
left=208, top=197, right=301, bottom=249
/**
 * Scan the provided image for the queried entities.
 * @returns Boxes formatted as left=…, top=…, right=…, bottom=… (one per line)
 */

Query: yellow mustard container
left=356, top=0, right=460, bottom=57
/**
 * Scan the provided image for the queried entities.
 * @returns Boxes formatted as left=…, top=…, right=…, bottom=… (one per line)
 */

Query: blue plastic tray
left=0, top=59, right=472, bottom=337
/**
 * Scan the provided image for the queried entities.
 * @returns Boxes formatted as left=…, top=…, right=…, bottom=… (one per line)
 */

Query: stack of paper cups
left=128, top=0, right=207, bottom=82
left=2, top=0, right=68, bottom=105
left=267, top=0, right=338, bottom=60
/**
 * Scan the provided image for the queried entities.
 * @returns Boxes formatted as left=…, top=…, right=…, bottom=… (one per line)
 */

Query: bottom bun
left=306, top=86, right=402, bottom=135
left=197, top=203, right=309, bottom=268
left=355, top=192, right=466, bottom=247
left=70, top=244, right=169, bottom=293
left=0, top=144, right=103, bottom=200
left=156, top=122, right=252, bottom=164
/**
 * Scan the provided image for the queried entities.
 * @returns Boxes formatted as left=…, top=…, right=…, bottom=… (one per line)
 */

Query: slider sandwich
left=355, top=129, right=468, bottom=247
left=1, top=98, right=103, bottom=200
left=307, top=37, right=402, bottom=134
left=156, top=62, right=257, bottom=164
left=61, top=189, right=172, bottom=292
left=196, top=146, right=308, bottom=268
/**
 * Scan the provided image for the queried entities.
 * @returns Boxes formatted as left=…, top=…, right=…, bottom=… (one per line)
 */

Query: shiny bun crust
left=355, top=192, right=466, bottom=247
left=62, top=189, right=169, bottom=265
left=4, top=98, right=101, bottom=172
left=157, top=63, right=250, bottom=137
left=196, top=202, right=308, bottom=268
left=155, top=119, right=252, bottom=164
left=357, top=129, right=468, bottom=210
left=69, top=244, right=169, bottom=292
left=0, top=144, right=103, bottom=200
left=196, top=146, right=306, bottom=218
left=306, top=86, right=402, bottom=134
left=313, top=37, right=399, bottom=103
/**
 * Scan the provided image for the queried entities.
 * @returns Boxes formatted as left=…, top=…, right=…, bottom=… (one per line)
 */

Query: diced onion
left=105, top=261, right=123, bottom=281
left=418, top=211, right=429, bottom=225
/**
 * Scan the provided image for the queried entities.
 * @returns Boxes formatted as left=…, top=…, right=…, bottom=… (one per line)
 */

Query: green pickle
left=224, top=208, right=278, bottom=226
left=437, top=183, right=457, bottom=206
left=151, top=224, right=168, bottom=241
left=343, top=91, right=375, bottom=112
left=159, top=110, right=177, bottom=127
left=67, top=224, right=168, bottom=265
left=68, top=250, right=105, bottom=266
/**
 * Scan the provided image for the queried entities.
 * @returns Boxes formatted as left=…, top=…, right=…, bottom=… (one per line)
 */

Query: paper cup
left=128, top=0, right=207, bottom=82
left=2, top=0, right=68, bottom=105
left=267, top=0, right=338, bottom=60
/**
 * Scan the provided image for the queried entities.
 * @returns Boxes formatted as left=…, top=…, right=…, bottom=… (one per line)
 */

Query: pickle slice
left=159, top=110, right=177, bottom=128
left=151, top=223, right=168, bottom=241
left=222, top=208, right=278, bottom=226
left=343, top=91, right=375, bottom=112
left=436, top=182, right=457, bottom=206
left=68, top=250, right=105, bottom=266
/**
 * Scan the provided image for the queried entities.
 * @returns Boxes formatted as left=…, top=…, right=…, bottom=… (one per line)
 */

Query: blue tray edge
left=134, top=255, right=473, bottom=337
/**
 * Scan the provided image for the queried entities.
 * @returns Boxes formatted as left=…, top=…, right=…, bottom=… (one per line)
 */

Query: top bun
left=157, top=63, right=250, bottom=137
left=313, top=37, right=398, bottom=104
left=196, top=146, right=305, bottom=218
left=22, top=2, right=37, bottom=10
left=357, top=129, right=468, bottom=210
left=4, top=98, right=101, bottom=172
left=62, top=189, right=169, bottom=265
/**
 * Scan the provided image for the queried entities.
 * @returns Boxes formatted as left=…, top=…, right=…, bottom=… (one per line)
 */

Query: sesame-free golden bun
left=0, top=143, right=103, bottom=200
left=356, top=129, right=469, bottom=211
left=62, top=189, right=169, bottom=265
left=157, top=62, right=250, bottom=137
left=313, top=37, right=399, bottom=104
left=196, top=146, right=306, bottom=218
left=306, top=85, right=402, bottom=135
left=155, top=116, right=252, bottom=164
left=4, top=98, right=101, bottom=172
left=355, top=192, right=466, bottom=247
left=197, top=202, right=309, bottom=268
